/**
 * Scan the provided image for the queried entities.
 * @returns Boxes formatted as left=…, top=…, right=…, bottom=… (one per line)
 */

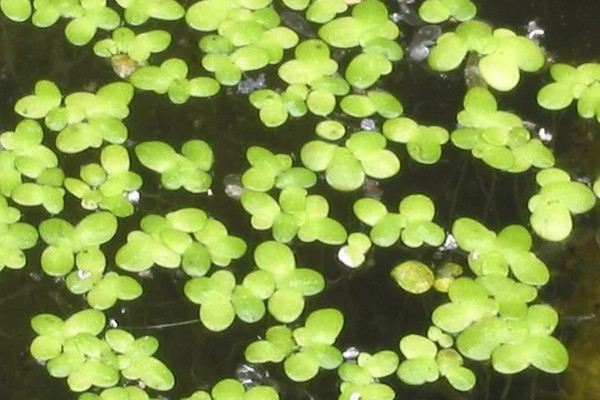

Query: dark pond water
left=1, top=1, right=600, bottom=399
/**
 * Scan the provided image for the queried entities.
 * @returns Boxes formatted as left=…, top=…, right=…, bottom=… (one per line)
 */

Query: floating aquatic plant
left=451, top=218, right=551, bottom=285
left=245, top=308, right=344, bottom=381
left=134, top=140, right=214, bottom=193
left=252, top=241, right=325, bottom=322
left=130, top=58, right=220, bottom=104
left=301, top=130, right=400, bottom=191
left=64, top=144, right=142, bottom=217
left=183, top=378, right=280, bottom=400
left=0, top=195, right=38, bottom=271
left=0, top=0, right=595, bottom=398
left=537, top=62, right=600, bottom=121
left=528, top=167, right=596, bottom=241
left=318, top=0, right=399, bottom=49
left=115, top=0, right=184, bottom=25
left=93, top=27, right=172, bottom=77
left=116, top=208, right=246, bottom=275
left=340, top=90, right=403, bottom=118
left=451, top=87, right=555, bottom=171
left=418, top=0, right=476, bottom=24
left=353, top=194, right=445, bottom=247
left=428, top=20, right=545, bottom=91
left=38, top=212, right=115, bottom=281
left=338, top=350, right=399, bottom=400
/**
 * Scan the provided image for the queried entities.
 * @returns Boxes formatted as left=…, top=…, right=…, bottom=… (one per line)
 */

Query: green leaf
left=391, top=260, right=435, bottom=294
left=529, top=200, right=572, bottom=242
left=300, top=140, right=336, bottom=172
left=254, top=241, right=295, bottom=276
left=135, top=141, right=178, bottom=172
left=367, top=90, right=403, bottom=118
left=0, top=0, right=32, bottom=22
left=370, top=213, right=405, bottom=247
left=419, top=0, right=450, bottom=23
left=75, top=212, right=117, bottom=247
left=397, top=358, right=439, bottom=385
left=166, top=208, right=208, bottom=232
left=325, top=148, right=365, bottom=191
left=318, top=16, right=361, bottom=48
left=65, top=17, right=98, bottom=46
left=241, top=191, right=281, bottom=230
left=67, top=359, right=119, bottom=392
left=340, top=94, right=376, bottom=118
left=115, top=231, right=156, bottom=272
left=306, top=89, right=336, bottom=116
left=200, top=298, right=236, bottom=332
left=126, top=356, right=175, bottom=391
left=358, top=350, right=399, bottom=378
left=295, top=308, right=344, bottom=346
left=268, top=289, right=305, bottom=323
left=478, top=53, right=520, bottom=92
left=245, top=385, right=280, bottom=400
left=428, top=33, right=467, bottom=71
left=64, top=309, right=106, bottom=337
left=211, top=378, right=245, bottom=400
left=284, top=351, right=320, bottom=382
left=41, top=245, right=75, bottom=276
left=400, top=334, right=438, bottom=359
left=445, top=366, right=476, bottom=391
left=14, top=80, right=62, bottom=119
left=345, top=53, right=391, bottom=90
left=451, top=217, right=496, bottom=252
left=30, top=335, right=62, bottom=360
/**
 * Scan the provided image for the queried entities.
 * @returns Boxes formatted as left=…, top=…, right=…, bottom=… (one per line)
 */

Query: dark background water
left=2, top=1, right=600, bottom=399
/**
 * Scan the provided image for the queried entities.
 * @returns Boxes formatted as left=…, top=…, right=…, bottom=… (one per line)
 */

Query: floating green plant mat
left=0, top=0, right=598, bottom=399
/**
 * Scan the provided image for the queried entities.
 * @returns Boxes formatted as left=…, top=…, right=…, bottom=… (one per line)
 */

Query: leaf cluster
left=353, top=194, right=445, bottom=248
left=338, top=350, right=399, bottom=400
left=65, top=144, right=142, bottom=217
left=135, top=140, right=214, bottom=193
left=452, top=87, right=555, bottom=171
left=116, top=208, right=246, bottom=275
left=428, top=20, right=545, bottom=91
left=537, top=62, right=600, bottom=121
left=191, top=0, right=299, bottom=86
left=0, top=195, right=38, bottom=271
left=528, top=167, right=596, bottom=241
left=183, top=377, right=279, bottom=400
left=30, top=309, right=174, bottom=392
left=397, top=334, right=475, bottom=391
left=245, top=308, right=344, bottom=381
left=301, top=130, right=400, bottom=191
left=15, top=80, right=134, bottom=154
left=0, top=119, right=66, bottom=213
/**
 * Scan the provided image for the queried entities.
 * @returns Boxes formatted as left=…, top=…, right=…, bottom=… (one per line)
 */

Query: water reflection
left=390, top=0, right=422, bottom=26
left=223, top=173, right=244, bottom=200
left=237, top=73, right=266, bottom=95
left=281, top=11, right=316, bottom=38
left=408, top=25, right=442, bottom=61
